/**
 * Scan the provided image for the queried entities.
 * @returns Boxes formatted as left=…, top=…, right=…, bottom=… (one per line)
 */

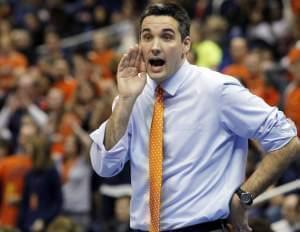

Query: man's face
left=140, top=16, right=191, bottom=83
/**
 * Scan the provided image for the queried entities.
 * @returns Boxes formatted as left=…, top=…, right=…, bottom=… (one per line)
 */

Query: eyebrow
left=141, top=28, right=176, bottom=34
left=141, top=28, right=151, bottom=33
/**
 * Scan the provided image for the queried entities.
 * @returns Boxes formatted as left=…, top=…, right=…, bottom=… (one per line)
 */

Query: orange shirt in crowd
left=246, top=75, right=280, bottom=106
left=263, top=86, right=280, bottom=107
left=53, top=79, right=77, bottom=102
left=223, top=66, right=279, bottom=106
left=51, top=112, right=79, bottom=158
left=285, top=85, right=300, bottom=135
left=291, top=0, right=300, bottom=15
left=0, top=154, right=32, bottom=226
left=88, top=49, right=117, bottom=79
left=0, top=52, right=28, bottom=91
left=222, top=64, right=250, bottom=85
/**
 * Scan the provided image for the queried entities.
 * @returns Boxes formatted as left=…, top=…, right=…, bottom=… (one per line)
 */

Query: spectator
left=0, top=75, right=48, bottom=150
left=244, top=52, right=280, bottom=106
left=38, top=31, right=64, bottom=80
left=18, top=136, right=62, bottom=232
left=190, top=20, right=223, bottom=70
left=0, top=35, right=28, bottom=94
left=284, top=46, right=300, bottom=135
left=0, top=123, right=36, bottom=227
left=43, top=88, right=79, bottom=159
left=60, top=134, right=91, bottom=231
left=222, top=37, right=250, bottom=84
left=51, top=58, right=77, bottom=103
left=88, top=31, right=120, bottom=80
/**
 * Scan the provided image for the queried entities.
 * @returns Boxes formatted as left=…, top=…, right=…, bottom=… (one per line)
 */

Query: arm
left=242, top=136, right=299, bottom=198
left=220, top=79, right=299, bottom=231
left=104, top=97, right=136, bottom=150
left=230, top=137, right=299, bottom=232
left=104, top=45, right=146, bottom=150
left=89, top=45, right=146, bottom=176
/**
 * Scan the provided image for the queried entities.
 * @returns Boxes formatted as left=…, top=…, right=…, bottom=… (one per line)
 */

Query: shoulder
left=186, top=64, right=242, bottom=92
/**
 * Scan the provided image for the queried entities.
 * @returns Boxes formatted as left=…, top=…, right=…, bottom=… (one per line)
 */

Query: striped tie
left=149, top=86, right=164, bottom=232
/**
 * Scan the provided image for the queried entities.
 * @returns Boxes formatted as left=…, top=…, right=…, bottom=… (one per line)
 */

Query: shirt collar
left=146, top=59, right=190, bottom=97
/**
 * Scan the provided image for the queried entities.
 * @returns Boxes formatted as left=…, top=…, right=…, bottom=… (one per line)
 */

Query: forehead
left=141, top=15, right=179, bottom=33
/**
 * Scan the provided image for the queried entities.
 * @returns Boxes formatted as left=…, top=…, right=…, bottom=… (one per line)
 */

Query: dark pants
left=132, top=219, right=228, bottom=232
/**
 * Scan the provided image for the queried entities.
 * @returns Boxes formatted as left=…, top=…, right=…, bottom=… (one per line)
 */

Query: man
left=90, top=3, right=300, bottom=232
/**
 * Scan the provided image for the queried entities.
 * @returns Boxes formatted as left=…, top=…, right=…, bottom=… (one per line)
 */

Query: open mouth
left=149, top=58, right=166, bottom=67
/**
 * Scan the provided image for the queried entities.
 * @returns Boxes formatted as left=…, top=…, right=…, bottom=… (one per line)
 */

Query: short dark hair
left=140, top=2, right=190, bottom=40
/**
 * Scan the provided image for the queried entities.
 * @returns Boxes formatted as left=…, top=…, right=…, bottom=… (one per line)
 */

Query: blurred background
left=0, top=0, right=299, bottom=231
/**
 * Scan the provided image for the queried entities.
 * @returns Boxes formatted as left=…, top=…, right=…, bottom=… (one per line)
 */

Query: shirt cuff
left=89, top=120, right=130, bottom=156
left=259, top=110, right=297, bottom=152
left=89, top=121, right=130, bottom=177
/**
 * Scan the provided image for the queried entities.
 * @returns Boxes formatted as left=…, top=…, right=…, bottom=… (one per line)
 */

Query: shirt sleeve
left=220, top=79, right=297, bottom=152
left=89, top=119, right=131, bottom=178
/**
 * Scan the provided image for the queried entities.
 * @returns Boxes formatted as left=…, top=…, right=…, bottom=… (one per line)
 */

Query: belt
left=132, top=219, right=228, bottom=232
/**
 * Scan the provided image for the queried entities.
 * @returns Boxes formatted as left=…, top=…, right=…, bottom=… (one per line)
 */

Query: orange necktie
left=149, top=86, right=164, bottom=232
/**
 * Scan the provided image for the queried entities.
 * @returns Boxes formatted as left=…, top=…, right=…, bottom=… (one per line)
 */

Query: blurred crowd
left=0, top=0, right=299, bottom=231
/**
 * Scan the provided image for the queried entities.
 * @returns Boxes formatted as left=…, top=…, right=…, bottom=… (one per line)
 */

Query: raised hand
left=117, top=45, right=147, bottom=99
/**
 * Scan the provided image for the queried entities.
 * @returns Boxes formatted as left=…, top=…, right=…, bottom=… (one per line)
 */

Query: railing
left=37, top=20, right=137, bottom=55
left=253, top=179, right=300, bottom=205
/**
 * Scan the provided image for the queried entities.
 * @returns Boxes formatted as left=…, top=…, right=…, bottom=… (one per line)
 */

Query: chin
left=148, top=70, right=168, bottom=82
left=149, top=74, right=166, bottom=83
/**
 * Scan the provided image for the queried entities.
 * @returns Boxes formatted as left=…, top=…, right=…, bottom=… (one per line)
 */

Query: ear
left=182, top=36, right=192, bottom=54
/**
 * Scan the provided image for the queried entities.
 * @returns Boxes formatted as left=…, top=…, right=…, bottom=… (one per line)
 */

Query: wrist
left=234, top=187, right=254, bottom=207
left=118, top=95, right=137, bottom=106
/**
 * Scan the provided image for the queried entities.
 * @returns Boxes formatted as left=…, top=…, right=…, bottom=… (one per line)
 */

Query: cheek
left=168, top=48, right=184, bottom=63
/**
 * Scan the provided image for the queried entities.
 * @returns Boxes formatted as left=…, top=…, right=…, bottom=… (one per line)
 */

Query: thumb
left=226, top=223, right=234, bottom=232
left=245, top=224, right=253, bottom=232
left=138, top=72, right=147, bottom=80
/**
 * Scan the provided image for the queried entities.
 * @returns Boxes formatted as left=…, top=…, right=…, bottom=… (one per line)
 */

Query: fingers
left=128, top=45, right=139, bottom=67
left=120, top=45, right=141, bottom=68
left=138, top=48, right=147, bottom=73
left=234, top=223, right=252, bottom=232
left=135, top=45, right=147, bottom=77
left=134, top=45, right=142, bottom=67
left=118, top=53, right=129, bottom=71
left=118, top=45, right=140, bottom=71
left=226, top=223, right=234, bottom=232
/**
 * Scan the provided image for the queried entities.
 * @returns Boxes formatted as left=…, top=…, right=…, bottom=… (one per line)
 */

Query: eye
left=141, top=33, right=152, bottom=42
left=162, top=33, right=174, bottom=41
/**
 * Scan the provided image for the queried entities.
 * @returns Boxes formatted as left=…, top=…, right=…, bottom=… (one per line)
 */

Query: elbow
left=90, top=142, right=124, bottom=177
left=283, top=136, right=300, bottom=161
left=92, top=157, right=124, bottom=177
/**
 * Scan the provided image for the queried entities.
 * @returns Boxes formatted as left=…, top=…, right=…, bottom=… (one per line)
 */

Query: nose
left=151, top=38, right=161, bottom=55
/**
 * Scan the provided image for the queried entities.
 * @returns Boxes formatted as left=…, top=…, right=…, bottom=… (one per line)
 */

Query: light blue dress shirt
left=90, top=60, right=297, bottom=231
